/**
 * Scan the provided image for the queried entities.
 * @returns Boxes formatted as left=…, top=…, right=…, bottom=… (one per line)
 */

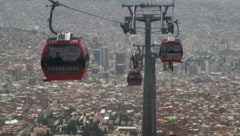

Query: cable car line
left=48, top=0, right=59, bottom=35
left=48, top=0, right=122, bottom=24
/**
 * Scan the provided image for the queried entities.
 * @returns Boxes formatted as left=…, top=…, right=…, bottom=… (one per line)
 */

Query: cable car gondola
left=127, top=54, right=142, bottom=86
left=41, top=1, right=89, bottom=81
left=127, top=70, right=142, bottom=86
left=159, top=37, right=183, bottom=63
left=41, top=32, right=89, bottom=81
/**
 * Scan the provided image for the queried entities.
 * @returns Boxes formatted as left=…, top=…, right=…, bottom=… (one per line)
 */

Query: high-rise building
left=187, top=63, right=198, bottom=76
left=93, top=49, right=101, bottom=65
left=172, top=65, right=178, bottom=76
left=91, top=63, right=99, bottom=75
left=92, top=46, right=109, bottom=71
left=115, top=52, right=126, bottom=65
left=116, top=64, right=125, bottom=75
left=101, top=46, right=109, bottom=69
left=115, top=52, right=126, bottom=75
left=26, top=63, right=34, bottom=76
left=205, top=60, right=209, bottom=75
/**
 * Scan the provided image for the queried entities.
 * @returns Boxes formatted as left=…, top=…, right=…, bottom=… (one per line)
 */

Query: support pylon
left=121, top=3, right=175, bottom=136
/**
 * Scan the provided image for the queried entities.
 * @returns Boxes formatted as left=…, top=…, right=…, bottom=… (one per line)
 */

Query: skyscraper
left=101, top=46, right=109, bottom=70
left=115, top=52, right=126, bottom=65
left=115, top=52, right=126, bottom=75
left=93, top=49, right=101, bottom=65
left=205, top=60, right=209, bottom=75
left=92, top=46, right=109, bottom=71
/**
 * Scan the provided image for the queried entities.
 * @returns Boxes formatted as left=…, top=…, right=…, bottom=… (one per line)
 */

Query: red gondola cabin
left=159, top=37, right=183, bottom=63
left=127, top=71, right=142, bottom=86
left=41, top=32, right=89, bottom=81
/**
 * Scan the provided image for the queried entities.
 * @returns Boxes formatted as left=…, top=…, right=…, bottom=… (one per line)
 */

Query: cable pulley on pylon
left=121, top=2, right=179, bottom=135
